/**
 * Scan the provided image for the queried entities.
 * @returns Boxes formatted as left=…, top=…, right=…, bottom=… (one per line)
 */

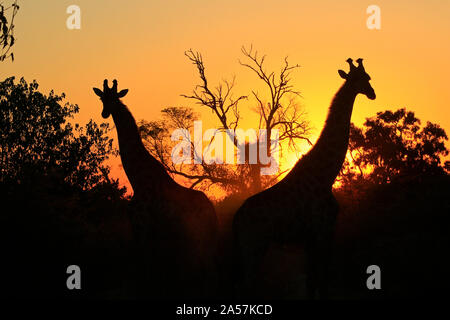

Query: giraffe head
left=93, top=79, right=129, bottom=118
left=338, top=58, right=376, bottom=100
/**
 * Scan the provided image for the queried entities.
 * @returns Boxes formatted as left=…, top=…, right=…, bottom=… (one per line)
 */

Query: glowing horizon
left=2, top=0, right=449, bottom=196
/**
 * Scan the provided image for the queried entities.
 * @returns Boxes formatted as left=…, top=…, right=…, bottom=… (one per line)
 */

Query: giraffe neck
left=288, top=82, right=358, bottom=187
left=111, top=101, right=173, bottom=196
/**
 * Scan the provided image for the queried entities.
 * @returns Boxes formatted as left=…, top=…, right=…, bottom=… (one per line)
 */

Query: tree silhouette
left=138, top=107, right=247, bottom=196
left=0, top=77, right=121, bottom=191
left=0, top=0, right=19, bottom=61
left=237, top=45, right=311, bottom=192
left=139, top=47, right=311, bottom=198
left=0, top=77, right=130, bottom=298
left=339, top=108, right=449, bottom=188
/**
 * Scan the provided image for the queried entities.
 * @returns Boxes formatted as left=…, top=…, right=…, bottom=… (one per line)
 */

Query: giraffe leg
left=243, top=245, right=268, bottom=298
left=305, top=241, right=318, bottom=299
left=234, top=235, right=268, bottom=299
left=317, top=246, right=330, bottom=299
left=317, top=233, right=334, bottom=300
left=232, top=232, right=245, bottom=298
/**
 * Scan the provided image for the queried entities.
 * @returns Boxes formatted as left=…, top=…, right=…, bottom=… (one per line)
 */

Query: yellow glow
left=3, top=0, right=449, bottom=195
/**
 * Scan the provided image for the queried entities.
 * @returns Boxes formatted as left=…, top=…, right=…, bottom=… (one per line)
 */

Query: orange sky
left=2, top=0, right=450, bottom=192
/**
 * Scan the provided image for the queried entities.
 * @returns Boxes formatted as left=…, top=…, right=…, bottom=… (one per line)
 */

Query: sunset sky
left=2, top=0, right=450, bottom=191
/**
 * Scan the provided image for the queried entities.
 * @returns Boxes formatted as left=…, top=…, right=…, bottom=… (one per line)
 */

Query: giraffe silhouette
left=232, top=58, right=376, bottom=299
left=93, top=79, right=218, bottom=298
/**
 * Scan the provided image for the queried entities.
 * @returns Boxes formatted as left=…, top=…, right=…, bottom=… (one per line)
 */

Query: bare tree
left=182, top=49, right=247, bottom=142
left=138, top=107, right=246, bottom=197
left=139, top=47, right=311, bottom=198
left=238, top=45, right=312, bottom=191
left=0, top=0, right=19, bottom=62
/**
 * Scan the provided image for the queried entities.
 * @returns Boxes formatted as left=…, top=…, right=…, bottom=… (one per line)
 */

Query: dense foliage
left=0, top=77, right=119, bottom=191
left=340, top=108, right=449, bottom=187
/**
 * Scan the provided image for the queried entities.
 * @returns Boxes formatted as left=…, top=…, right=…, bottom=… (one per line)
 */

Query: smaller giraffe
left=93, top=80, right=218, bottom=298
left=232, top=58, right=376, bottom=299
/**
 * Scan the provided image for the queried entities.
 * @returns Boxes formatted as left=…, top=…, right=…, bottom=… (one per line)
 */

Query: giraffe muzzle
left=102, top=109, right=111, bottom=118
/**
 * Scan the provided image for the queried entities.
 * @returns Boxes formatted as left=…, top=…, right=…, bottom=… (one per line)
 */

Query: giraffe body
left=233, top=59, right=376, bottom=298
left=93, top=80, right=218, bottom=298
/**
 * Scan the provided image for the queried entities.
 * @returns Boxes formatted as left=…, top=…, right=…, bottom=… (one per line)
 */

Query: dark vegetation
left=0, top=80, right=449, bottom=298
left=0, top=0, right=18, bottom=62
left=332, top=108, right=450, bottom=298
left=0, top=77, right=131, bottom=298
left=334, top=174, right=450, bottom=298
left=139, top=47, right=311, bottom=199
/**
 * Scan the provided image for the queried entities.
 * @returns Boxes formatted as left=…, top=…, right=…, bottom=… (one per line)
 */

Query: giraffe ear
left=338, top=70, right=348, bottom=79
left=117, top=89, right=128, bottom=98
left=93, top=88, right=103, bottom=97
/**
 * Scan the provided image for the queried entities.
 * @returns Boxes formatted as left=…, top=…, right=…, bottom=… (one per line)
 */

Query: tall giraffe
left=93, top=80, right=218, bottom=298
left=232, top=58, right=376, bottom=299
